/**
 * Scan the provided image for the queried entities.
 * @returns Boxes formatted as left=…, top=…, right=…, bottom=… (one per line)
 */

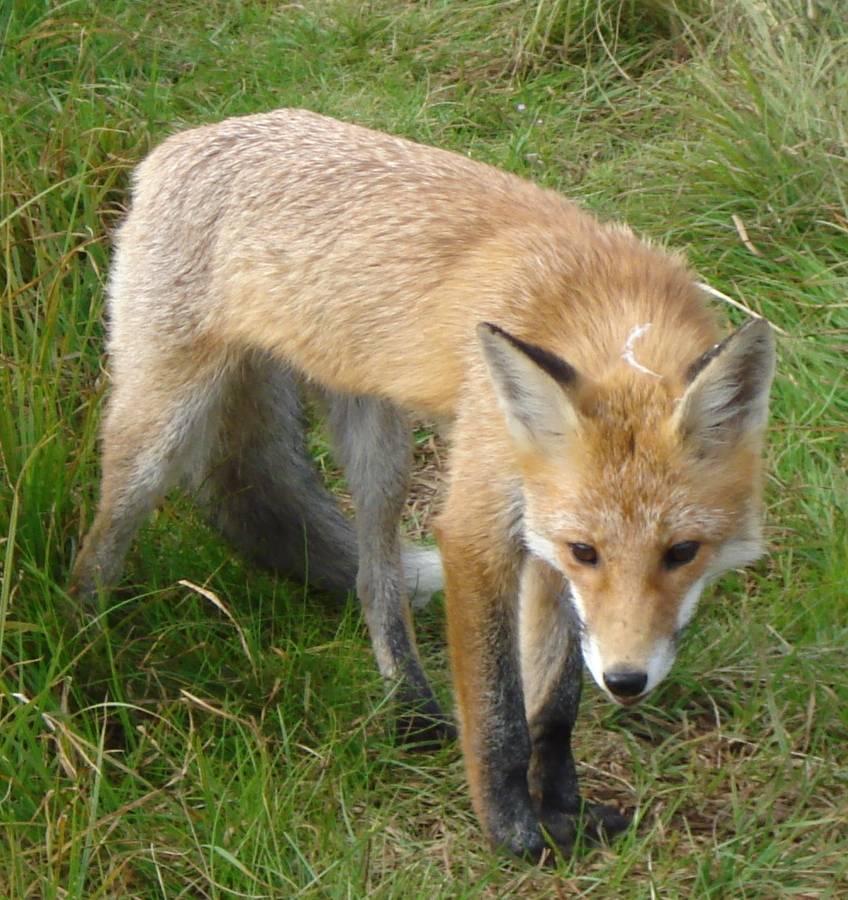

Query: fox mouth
left=610, top=693, right=645, bottom=707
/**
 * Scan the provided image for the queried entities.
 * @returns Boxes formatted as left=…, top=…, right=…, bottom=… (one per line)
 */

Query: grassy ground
left=2, top=0, right=847, bottom=896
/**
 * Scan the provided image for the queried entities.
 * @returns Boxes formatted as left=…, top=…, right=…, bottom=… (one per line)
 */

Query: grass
left=1, top=0, right=847, bottom=895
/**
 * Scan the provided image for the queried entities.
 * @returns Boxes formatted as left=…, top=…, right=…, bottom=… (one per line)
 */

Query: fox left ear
left=675, top=317, right=776, bottom=454
left=477, top=322, right=581, bottom=451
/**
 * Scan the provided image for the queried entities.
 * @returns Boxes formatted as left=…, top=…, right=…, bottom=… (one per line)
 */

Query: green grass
left=2, top=0, right=847, bottom=895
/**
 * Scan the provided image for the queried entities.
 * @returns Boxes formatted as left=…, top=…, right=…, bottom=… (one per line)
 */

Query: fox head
left=478, top=316, right=776, bottom=704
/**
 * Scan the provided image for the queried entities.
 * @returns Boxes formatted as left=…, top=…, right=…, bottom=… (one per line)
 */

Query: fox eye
left=569, top=543, right=599, bottom=566
left=664, top=541, right=700, bottom=569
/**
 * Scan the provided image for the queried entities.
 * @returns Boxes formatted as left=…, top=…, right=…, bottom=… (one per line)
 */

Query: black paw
left=487, top=813, right=550, bottom=863
left=540, top=802, right=632, bottom=856
left=583, top=802, right=632, bottom=841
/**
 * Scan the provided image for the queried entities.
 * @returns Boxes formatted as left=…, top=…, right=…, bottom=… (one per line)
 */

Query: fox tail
left=198, top=353, right=442, bottom=607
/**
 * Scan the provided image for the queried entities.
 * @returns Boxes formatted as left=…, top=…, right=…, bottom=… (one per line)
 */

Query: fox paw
left=540, top=802, right=632, bottom=856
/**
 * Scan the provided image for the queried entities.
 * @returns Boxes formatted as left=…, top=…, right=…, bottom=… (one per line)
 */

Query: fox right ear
left=675, top=317, right=776, bottom=455
left=477, top=323, right=581, bottom=451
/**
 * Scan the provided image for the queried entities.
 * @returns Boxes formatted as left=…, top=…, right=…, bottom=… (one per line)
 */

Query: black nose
left=603, top=669, right=648, bottom=698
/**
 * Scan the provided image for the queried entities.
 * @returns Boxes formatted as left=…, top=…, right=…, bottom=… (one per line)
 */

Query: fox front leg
left=439, top=529, right=547, bottom=859
left=437, top=446, right=585, bottom=858
left=519, top=556, right=631, bottom=850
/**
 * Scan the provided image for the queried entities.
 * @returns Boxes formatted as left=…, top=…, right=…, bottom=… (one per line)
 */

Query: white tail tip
left=402, top=545, right=444, bottom=609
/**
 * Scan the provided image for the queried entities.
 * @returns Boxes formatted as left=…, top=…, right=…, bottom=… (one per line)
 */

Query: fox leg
left=438, top=537, right=543, bottom=855
left=438, top=448, right=630, bottom=859
left=326, top=393, right=454, bottom=744
left=519, top=556, right=631, bottom=851
left=435, top=460, right=549, bottom=857
left=70, top=352, right=228, bottom=601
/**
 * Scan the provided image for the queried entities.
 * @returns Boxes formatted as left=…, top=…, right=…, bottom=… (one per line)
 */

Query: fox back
left=113, top=110, right=724, bottom=413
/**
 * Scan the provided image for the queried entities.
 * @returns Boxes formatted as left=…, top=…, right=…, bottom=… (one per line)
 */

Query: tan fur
left=73, top=109, right=775, bottom=856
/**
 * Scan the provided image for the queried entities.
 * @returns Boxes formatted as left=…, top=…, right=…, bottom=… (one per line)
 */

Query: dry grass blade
left=696, top=281, right=789, bottom=335
left=178, top=579, right=257, bottom=676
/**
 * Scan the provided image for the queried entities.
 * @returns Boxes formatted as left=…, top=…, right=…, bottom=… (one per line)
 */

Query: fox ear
left=477, top=323, right=580, bottom=450
left=675, top=318, right=776, bottom=454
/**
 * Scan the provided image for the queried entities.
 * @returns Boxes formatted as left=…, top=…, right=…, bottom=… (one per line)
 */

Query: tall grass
left=1, top=0, right=846, bottom=895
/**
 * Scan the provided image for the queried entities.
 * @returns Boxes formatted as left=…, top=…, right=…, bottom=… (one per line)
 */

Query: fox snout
left=591, top=647, right=675, bottom=705
left=578, top=610, right=678, bottom=706
left=602, top=668, right=648, bottom=702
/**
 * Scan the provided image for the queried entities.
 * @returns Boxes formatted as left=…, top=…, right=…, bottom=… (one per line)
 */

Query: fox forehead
left=523, top=421, right=736, bottom=541
left=527, top=478, right=732, bottom=544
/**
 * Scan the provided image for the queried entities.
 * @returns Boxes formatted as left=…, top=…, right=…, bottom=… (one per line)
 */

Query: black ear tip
left=478, top=321, right=506, bottom=340
left=686, top=316, right=776, bottom=383
left=737, top=316, right=774, bottom=340
left=735, top=318, right=777, bottom=361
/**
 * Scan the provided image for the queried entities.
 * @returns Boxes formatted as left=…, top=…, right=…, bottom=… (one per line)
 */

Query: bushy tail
left=197, top=353, right=441, bottom=605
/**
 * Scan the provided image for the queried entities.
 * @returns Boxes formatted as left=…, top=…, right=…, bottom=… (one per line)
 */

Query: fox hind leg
left=326, top=392, right=455, bottom=745
left=70, top=351, right=229, bottom=603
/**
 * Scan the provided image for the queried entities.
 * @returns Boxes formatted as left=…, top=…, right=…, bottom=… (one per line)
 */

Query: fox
left=70, top=108, right=776, bottom=860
